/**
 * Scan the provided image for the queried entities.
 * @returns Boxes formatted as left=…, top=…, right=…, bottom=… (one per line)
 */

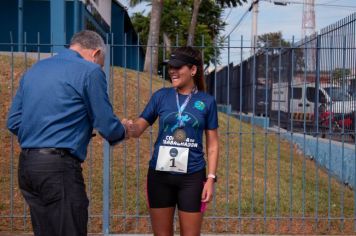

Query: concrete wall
left=86, top=0, right=112, bottom=27
left=218, top=105, right=355, bottom=189
left=0, top=0, right=145, bottom=70
left=111, top=2, right=145, bottom=71
left=275, top=128, right=356, bottom=189
left=0, top=0, right=77, bottom=51
left=217, top=105, right=270, bottom=129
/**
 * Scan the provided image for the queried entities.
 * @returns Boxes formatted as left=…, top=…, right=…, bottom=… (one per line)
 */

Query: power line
left=261, top=0, right=356, bottom=9
left=223, top=8, right=233, bottom=21
left=223, top=0, right=259, bottom=40
left=223, top=9, right=251, bottom=39
left=322, top=0, right=341, bottom=4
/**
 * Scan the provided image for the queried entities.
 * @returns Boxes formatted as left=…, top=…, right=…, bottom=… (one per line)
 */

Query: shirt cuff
left=109, top=122, right=127, bottom=146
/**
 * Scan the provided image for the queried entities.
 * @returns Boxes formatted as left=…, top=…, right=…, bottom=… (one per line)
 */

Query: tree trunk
left=144, top=0, right=163, bottom=74
left=163, top=32, right=172, bottom=58
left=187, top=0, right=202, bottom=46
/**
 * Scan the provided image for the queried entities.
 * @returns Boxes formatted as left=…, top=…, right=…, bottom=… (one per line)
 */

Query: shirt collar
left=58, top=48, right=83, bottom=59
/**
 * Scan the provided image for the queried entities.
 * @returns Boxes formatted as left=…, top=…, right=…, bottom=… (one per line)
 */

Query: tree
left=132, top=0, right=226, bottom=67
left=131, top=12, right=150, bottom=47
left=130, top=0, right=246, bottom=73
left=255, top=31, right=306, bottom=78
left=128, top=0, right=145, bottom=7
left=187, top=0, right=202, bottom=46
left=332, top=68, right=351, bottom=83
left=216, top=0, right=247, bottom=7
left=187, top=0, right=247, bottom=46
left=257, top=31, right=290, bottom=55
left=129, top=0, right=163, bottom=74
left=144, top=0, right=163, bottom=74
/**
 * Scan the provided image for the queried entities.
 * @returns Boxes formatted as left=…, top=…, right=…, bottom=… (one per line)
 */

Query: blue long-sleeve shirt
left=7, top=48, right=126, bottom=161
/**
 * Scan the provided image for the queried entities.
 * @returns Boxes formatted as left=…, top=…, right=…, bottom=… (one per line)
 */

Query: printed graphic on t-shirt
left=161, top=111, right=200, bottom=148
left=163, top=111, right=200, bottom=131
left=194, top=100, right=206, bottom=111
left=162, top=135, right=198, bottom=148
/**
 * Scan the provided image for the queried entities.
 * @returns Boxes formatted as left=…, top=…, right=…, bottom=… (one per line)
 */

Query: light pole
left=251, top=0, right=259, bottom=54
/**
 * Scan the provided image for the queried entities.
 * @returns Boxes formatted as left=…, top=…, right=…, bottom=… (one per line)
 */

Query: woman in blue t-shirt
left=124, top=46, right=219, bottom=235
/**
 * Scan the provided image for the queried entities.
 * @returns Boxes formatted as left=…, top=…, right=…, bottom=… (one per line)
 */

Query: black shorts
left=147, top=168, right=206, bottom=212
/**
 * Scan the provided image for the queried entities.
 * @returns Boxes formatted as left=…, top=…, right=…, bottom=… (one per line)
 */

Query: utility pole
left=251, top=0, right=259, bottom=55
left=302, top=0, right=315, bottom=38
left=302, top=0, right=316, bottom=71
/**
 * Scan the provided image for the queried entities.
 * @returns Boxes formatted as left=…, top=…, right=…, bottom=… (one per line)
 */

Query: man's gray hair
left=70, top=30, right=106, bottom=54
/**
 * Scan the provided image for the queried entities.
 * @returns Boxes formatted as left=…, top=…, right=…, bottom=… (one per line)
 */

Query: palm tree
left=129, top=0, right=163, bottom=74
left=216, top=0, right=247, bottom=7
left=129, top=0, right=246, bottom=72
left=187, top=0, right=247, bottom=46
left=187, top=0, right=202, bottom=46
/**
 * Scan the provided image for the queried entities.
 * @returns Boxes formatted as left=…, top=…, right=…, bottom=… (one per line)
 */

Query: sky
left=121, top=0, right=356, bottom=65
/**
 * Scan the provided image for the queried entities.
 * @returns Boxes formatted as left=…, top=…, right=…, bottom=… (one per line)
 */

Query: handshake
left=121, top=118, right=137, bottom=140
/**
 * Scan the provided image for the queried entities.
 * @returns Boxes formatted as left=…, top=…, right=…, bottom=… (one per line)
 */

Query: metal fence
left=207, top=13, right=356, bottom=142
left=1, top=14, right=356, bottom=236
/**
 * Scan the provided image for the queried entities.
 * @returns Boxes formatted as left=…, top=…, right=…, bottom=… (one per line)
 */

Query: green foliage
left=131, top=0, right=227, bottom=68
left=128, top=0, right=150, bottom=7
left=332, top=67, right=351, bottom=80
left=257, top=31, right=291, bottom=52
left=131, top=12, right=150, bottom=46
left=216, top=0, right=247, bottom=7
left=255, top=31, right=306, bottom=75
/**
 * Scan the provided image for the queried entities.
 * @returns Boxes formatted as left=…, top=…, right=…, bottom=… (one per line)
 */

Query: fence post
left=18, top=0, right=23, bottom=52
left=103, top=43, right=111, bottom=236
left=314, top=35, right=321, bottom=136
left=50, top=0, right=66, bottom=52
left=73, top=0, right=79, bottom=33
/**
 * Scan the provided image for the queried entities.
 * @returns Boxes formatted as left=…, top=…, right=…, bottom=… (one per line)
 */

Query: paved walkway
left=1, top=234, right=354, bottom=236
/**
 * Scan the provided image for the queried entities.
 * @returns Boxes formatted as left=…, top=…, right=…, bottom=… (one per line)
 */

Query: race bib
left=156, top=146, right=189, bottom=173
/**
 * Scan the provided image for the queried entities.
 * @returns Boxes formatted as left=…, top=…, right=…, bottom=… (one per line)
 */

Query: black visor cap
left=163, top=53, right=199, bottom=67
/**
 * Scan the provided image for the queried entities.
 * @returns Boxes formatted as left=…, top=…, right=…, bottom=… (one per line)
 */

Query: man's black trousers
left=18, top=149, right=89, bottom=236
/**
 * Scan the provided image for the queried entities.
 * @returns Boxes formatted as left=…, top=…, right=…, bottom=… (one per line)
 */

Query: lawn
left=0, top=54, right=355, bottom=234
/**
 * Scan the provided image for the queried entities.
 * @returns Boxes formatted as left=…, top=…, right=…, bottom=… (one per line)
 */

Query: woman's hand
left=121, top=118, right=150, bottom=138
left=201, top=178, right=215, bottom=203
left=121, top=118, right=134, bottom=139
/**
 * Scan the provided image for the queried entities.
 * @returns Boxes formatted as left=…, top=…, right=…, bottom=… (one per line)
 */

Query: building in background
left=0, top=0, right=144, bottom=70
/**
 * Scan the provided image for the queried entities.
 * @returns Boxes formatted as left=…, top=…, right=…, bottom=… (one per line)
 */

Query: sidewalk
left=1, top=234, right=354, bottom=236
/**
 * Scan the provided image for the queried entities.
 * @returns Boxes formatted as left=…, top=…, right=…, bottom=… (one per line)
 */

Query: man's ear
left=92, top=49, right=101, bottom=58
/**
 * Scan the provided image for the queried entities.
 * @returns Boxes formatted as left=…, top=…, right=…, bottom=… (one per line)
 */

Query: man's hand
left=121, top=118, right=135, bottom=139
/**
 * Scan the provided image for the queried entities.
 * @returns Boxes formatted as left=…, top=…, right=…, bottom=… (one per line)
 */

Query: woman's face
left=169, top=65, right=197, bottom=89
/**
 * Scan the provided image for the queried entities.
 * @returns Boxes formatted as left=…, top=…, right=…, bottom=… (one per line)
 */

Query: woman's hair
left=172, top=46, right=205, bottom=91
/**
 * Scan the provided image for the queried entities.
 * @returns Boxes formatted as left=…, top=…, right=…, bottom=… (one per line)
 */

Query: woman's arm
left=123, top=117, right=150, bottom=138
left=201, top=128, right=219, bottom=203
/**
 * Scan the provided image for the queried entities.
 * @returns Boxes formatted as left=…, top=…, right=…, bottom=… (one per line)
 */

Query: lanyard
left=175, top=87, right=197, bottom=128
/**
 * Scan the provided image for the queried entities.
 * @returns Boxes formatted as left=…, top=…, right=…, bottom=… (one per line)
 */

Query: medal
left=173, top=87, right=197, bottom=142
left=173, top=128, right=187, bottom=142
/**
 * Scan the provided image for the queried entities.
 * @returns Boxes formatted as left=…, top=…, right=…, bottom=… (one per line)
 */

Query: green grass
left=0, top=55, right=355, bottom=234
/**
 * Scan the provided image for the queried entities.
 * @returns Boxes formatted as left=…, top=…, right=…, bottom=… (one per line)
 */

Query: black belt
left=22, top=148, right=72, bottom=157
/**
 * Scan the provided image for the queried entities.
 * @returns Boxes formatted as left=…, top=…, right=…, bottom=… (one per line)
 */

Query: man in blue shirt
left=7, top=30, right=128, bottom=236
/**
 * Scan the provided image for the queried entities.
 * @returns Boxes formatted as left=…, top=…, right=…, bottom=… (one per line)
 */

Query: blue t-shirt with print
left=140, top=87, right=219, bottom=174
